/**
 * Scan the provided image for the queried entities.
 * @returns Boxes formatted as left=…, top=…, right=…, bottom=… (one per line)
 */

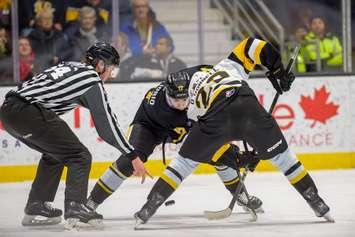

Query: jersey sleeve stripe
left=244, top=37, right=254, bottom=63
left=229, top=38, right=255, bottom=72
left=98, top=83, right=133, bottom=154
left=253, top=40, right=267, bottom=64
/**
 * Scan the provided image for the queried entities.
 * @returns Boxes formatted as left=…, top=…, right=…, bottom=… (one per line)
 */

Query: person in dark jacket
left=70, top=6, right=109, bottom=61
left=130, top=36, right=186, bottom=80
left=27, top=9, right=71, bottom=73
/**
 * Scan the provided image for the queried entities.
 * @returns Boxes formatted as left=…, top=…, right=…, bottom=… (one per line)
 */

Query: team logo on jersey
left=178, top=85, right=184, bottom=92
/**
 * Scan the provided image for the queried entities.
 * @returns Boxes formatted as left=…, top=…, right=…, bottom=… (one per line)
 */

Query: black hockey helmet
left=85, top=41, right=120, bottom=67
left=166, top=70, right=190, bottom=99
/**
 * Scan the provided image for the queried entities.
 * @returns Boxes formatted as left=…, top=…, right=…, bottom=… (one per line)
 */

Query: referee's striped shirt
left=14, top=61, right=133, bottom=155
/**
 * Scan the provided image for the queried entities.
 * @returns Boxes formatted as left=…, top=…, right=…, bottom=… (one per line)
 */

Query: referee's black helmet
left=85, top=42, right=120, bottom=67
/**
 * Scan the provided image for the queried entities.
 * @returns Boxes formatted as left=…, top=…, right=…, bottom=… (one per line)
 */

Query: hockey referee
left=0, top=42, right=150, bottom=228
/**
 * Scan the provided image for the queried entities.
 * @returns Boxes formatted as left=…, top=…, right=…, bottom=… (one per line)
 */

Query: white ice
left=0, top=169, right=354, bottom=237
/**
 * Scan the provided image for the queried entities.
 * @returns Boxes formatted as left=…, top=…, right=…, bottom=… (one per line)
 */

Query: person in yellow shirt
left=303, top=16, right=342, bottom=72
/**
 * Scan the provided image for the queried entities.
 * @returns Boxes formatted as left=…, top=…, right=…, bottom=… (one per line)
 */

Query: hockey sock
left=215, top=165, right=240, bottom=193
left=89, top=155, right=134, bottom=206
left=269, top=148, right=317, bottom=197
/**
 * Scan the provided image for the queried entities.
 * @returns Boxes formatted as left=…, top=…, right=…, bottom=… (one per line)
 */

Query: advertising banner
left=0, top=76, right=354, bottom=166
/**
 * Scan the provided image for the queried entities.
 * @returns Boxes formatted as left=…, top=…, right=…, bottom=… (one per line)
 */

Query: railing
left=211, top=0, right=285, bottom=53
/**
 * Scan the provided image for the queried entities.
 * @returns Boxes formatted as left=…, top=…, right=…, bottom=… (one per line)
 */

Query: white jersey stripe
left=247, top=39, right=261, bottom=62
left=20, top=70, right=98, bottom=97
left=34, top=77, right=99, bottom=101
left=97, top=83, right=132, bottom=153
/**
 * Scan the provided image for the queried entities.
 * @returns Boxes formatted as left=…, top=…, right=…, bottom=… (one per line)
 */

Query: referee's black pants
left=0, top=95, right=92, bottom=204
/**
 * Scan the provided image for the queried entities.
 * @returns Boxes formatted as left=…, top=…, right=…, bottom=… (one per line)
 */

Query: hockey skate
left=22, top=201, right=62, bottom=226
left=134, top=192, right=165, bottom=229
left=303, top=187, right=334, bottom=223
left=64, top=201, right=103, bottom=230
left=237, top=192, right=265, bottom=214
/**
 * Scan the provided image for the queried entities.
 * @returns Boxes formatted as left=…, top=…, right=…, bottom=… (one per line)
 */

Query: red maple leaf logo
left=299, top=85, right=339, bottom=128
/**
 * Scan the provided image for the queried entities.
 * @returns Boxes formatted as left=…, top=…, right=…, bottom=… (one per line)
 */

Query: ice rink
left=0, top=169, right=354, bottom=237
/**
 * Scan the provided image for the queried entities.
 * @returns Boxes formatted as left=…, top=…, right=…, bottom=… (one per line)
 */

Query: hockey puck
left=165, top=200, right=175, bottom=206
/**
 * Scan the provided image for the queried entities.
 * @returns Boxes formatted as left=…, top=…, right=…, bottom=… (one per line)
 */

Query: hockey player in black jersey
left=86, top=65, right=263, bottom=214
left=134, top=37, right=333, bottom=226
left=0, top=42, right=148, bottom=228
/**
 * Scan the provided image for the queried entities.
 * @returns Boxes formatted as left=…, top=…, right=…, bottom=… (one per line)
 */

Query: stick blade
left=203, top=208, right=232, bottom=220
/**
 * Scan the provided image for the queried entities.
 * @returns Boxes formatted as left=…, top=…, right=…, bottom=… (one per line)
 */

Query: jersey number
left=195, top=70, right=229, bottom=109
left=45, top=66, right=72, bottom=80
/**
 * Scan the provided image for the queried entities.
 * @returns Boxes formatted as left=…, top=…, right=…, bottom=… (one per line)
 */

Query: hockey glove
left=235, top=150, right=260, bottom=172
left=266, top=62, right=295, bottom=94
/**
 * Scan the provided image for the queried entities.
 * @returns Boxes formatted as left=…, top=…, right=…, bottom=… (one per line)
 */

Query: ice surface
left=0, top=170, right=354, bottom=237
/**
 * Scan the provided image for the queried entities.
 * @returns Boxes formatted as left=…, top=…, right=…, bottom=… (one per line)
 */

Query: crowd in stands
left=0, top=0, right=350, bottom=83
left=0, top=0, right=186, bottom=83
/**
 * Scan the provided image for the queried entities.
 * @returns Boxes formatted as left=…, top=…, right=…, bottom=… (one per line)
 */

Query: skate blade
left=134, top=216, right=145, bottom=230
left=323, top=212, right=335, bottom=223
left=88, top=219, right=104, bottom=229
left=240, top=207, right=258, bottom=222
left=64, top=218, right=80, bottom=230
left=242, top=205, right=265, bottom=214
left=22, top=214, right=61, bottom=226
left=64, top=218, right=104, bottom=230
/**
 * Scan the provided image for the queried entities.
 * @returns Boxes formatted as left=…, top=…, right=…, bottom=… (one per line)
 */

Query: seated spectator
left=28, top=9, right=71, bottom=72
left=0, top=25, right=10, bottom=59
left=0, top=0, right=11, bottom=29
left=18, top=0, right=66, bottom=34
left=130, top=36, right=186, bottom=80
left=120, top=0, right=172, bottom=56
left=65, top=0, right=109, bottom=31
left=19, top=36, right=35, bottom=81
left=70, top=6, right=108, bottom=61
left=303, top=16, right=343, bottom=72
left=111, top=32, right=136, bottom=81
left=0, top=25, right=12, bottom=82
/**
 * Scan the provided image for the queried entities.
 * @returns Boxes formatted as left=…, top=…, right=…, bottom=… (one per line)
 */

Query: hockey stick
left=204, top=45, right=300, bottom=221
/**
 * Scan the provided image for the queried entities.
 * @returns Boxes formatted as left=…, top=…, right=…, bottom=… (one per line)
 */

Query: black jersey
left=132, top=82, right=189, bottom=140
left=12, top=61, right=133, bottom=155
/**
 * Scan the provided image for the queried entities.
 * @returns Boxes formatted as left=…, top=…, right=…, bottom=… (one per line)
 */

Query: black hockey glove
left=266, top=63, right=295, bottom=94
left=235, top=150, right=260, bottom=172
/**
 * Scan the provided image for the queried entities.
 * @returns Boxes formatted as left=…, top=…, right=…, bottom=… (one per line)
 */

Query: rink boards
left=0, top=75, right=355, bottom=182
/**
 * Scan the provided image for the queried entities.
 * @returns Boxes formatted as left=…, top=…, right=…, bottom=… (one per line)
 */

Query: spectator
left=130, top=36, right=186, bottom=80
left=19, top=36, right=35, bottom=81
left=0, top=26, right=10, bottom=58
left=111, top=32, right=136, bottom=81
left=303, top=16, right=343, bottom=72
left=65, top=0, right=109, bottom=30
left=0, top=0, right=11, bottom=29
left=18, top=0, right=66, bottom=34
left=70, top=6, right=108, bottom=61
left=28, top=9, right=70, bottom=72
left=120, top=0, right=172, bottom=56
left=0, top=25, right=11, bottom=82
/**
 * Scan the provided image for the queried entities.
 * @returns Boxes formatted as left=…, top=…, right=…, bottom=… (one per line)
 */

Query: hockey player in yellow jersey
left=134, top=37, right=333, bottom=225
left=86, top=65, right=263, bottom=216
